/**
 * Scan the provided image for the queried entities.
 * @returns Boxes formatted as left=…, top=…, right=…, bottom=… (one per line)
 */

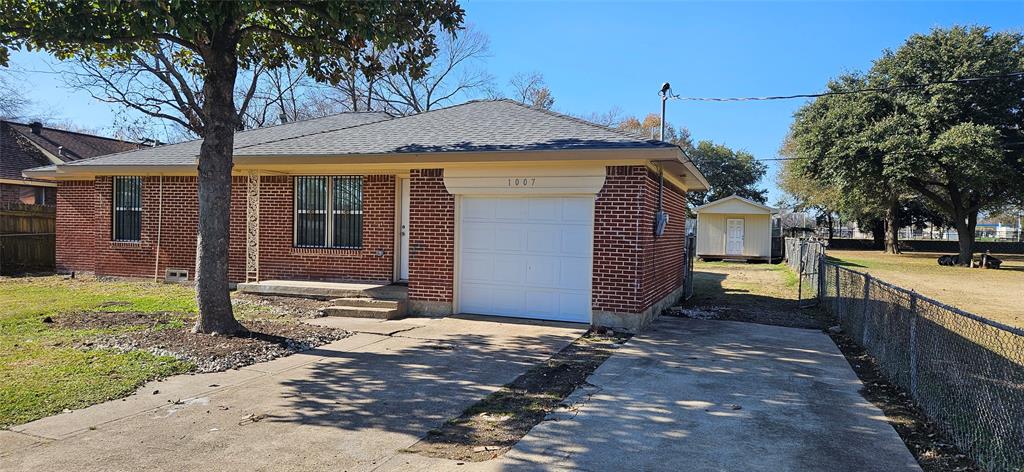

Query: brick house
left=1, top=120, right=140, bottom=205
left=26, top=100, right=708, bottom=331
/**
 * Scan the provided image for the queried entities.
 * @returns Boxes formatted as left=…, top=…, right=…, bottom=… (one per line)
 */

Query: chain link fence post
left=861, top=273, right=872, bottom=346
left=908, top=290, right=919, bottom=398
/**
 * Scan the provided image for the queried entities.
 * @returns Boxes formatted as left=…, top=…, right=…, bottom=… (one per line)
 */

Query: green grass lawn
left=0, top=276, right=201, bottom=428
left=826, top=250, right=1024, bottom=329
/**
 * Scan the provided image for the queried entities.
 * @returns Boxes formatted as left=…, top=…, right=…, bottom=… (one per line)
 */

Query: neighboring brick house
left=26, top=100, right=708, bottom=331
left=0, top=120, right=140, bottom=205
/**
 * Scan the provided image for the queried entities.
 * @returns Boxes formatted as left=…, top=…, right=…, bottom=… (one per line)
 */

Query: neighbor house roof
left=695, top=195, right=777, bottom=214
left=1, top=121, right=140, bottom=182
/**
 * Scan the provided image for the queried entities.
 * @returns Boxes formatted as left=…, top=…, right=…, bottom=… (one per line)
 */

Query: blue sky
left=6, top=1, right=1023, bottom=204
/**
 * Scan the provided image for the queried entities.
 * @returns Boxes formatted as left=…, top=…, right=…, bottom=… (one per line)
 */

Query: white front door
left=726, top=218, right=744, bottom=255
left=399, top=179, right=411, bottom=281
left=458, top=196, right=592, bottom=323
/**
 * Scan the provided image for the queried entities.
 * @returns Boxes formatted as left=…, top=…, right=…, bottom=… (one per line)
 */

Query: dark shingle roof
left=5, top=122, right=141, bottom=162
left=1, top=121, right=139, bottom=181
left=65, top=111, right=393, bottom=167
left=60, top=101, right=672, bottom=168
left=236, top=100, right=674, bottom=156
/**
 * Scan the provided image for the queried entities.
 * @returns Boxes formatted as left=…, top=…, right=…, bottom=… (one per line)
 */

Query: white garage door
left=458, top=196, right=592, bottom=323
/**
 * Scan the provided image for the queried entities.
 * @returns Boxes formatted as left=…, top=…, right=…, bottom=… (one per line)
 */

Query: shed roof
left=695, top=195, right=777, bottom=214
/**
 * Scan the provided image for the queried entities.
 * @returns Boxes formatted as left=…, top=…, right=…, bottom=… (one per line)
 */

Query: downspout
left=153, top=175, right=163, bottom=281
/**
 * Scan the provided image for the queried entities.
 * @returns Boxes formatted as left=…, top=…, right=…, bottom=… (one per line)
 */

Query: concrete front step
left=329, top=297, right=403, bottom=309
left=237, top=280, right=407, bottom=300
left=323, top=305, right=404, bottom=320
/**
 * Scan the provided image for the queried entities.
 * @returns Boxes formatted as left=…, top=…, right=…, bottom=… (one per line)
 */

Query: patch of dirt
left=829, top=331, right=980, bottom=472
left=231, top=293, right=333, bottom=319
left=82, top=319, right=351, bottom=373
left=50, top=311, right=177, bottom=330
left=666, top=304, right=829, bottom=329
left=405, top=329, right=631, bottom=462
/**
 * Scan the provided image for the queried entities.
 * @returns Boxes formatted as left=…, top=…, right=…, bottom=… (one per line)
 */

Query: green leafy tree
left=872, top=26, right=1024, bottom=262
left=686, top=140, right=767, bottom=209
left=0, top=1, right=464, bottom=334
left=789, top=73, right=908, bottom=253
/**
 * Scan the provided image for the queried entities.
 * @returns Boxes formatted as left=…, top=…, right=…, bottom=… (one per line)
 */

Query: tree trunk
left=884, top=200, right=900, bottom=254
left=826, top=213, right=835, bottom=241
left=192, top=41, right=245, bottom=335
left=954, top=211, right=978, bottom=266
left=870, top=219, right=885, bottom=250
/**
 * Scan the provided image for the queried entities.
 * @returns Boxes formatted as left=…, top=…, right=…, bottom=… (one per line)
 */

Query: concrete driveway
left=501, top=318, right=921, bottom=472
left=0, top=315, right=585, bottom=471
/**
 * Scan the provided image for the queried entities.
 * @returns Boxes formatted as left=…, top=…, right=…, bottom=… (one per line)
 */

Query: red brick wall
left=407, top=169, right=455, bottom=303
left=56, top=174, right=395, bottom=283
left=592, top=166, right=687, bottom=314
left=254, top=175, right=395, bottom=282
left=592, top=166, right=646, bottom=313
left=639, top=168, right=687, bottom=310
left=55, top=180, right=96, bottom=273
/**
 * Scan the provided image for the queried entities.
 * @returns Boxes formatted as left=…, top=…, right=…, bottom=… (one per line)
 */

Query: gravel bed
left=83, top=319, right=350, bottom=373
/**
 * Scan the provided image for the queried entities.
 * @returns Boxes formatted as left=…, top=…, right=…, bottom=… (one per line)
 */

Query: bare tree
left=0, top=69, right=27, bottom=119
left=238, top=65, right=329, bottom=129
left=575, top=106, right=625, bottom=127
left=64, top=40, right=269, bottom=140
left=372, top=24, right=493, bottom=115
left=508, top=72, right=554, bottom=109
left=310, top=24, right=493, bottom=116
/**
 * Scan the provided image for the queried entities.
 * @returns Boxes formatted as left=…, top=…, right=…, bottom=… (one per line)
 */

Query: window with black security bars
left=294, top=176, right=363, bottom=249
left=113, top=176, right=142, bottom=241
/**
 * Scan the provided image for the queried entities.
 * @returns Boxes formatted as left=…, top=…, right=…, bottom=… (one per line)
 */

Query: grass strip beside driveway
left=0, top=276, right=197, bottom=428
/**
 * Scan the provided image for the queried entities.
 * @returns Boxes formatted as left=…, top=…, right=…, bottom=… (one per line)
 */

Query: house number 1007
left=508, top=178, right=536, bottom=187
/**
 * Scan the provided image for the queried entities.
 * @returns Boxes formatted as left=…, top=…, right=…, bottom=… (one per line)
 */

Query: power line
left=667, top=71, right=1024, bottom=102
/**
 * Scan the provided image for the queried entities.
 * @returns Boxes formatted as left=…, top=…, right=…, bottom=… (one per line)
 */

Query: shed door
left=726, top=218, right=744, bottom=255
left=458, top=196, right=592, bottom=323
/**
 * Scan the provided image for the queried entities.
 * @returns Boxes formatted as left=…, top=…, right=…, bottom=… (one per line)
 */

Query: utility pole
left=659, top=82, right=671, bottom=141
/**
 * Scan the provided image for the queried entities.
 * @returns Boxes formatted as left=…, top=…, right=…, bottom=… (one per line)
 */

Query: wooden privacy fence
left=0, top=203, right=55, bottom=275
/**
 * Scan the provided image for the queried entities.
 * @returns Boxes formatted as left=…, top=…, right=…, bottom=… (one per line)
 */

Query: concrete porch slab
left=237, top=280, right=408, bottom=300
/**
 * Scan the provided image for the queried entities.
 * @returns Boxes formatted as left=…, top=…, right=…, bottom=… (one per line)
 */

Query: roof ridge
left=3, top=120, right=140, bottom=145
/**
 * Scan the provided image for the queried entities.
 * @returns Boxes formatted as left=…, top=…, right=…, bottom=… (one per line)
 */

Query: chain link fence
left=819, top=259, right=1024, bottom=471
left=784, top=238, right=824, bottom=307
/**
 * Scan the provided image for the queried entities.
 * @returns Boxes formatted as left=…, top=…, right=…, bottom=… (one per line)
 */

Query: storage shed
left=695, top=195, right=776, bottom=261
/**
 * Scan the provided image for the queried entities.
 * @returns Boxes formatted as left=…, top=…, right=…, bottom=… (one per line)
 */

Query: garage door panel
left=461, top=253, right=494, bottom=282
left=559, top=292, right=590, bottom=317
left=491, top=286, right=526, bottom=312
left=559, top=258, right=590, bottom=289
left=462, top=224, right=494, bottom=251
left=527, top=227, right=561, bottom=253
left=561, top=198, right=592, bottom=223
left=493, top=254, right=526, bottom=283
left=525, top=290, right=557, bottom=316
left=462, top=198, right=495, bottom=219
left=560, top=227, right=591, bottom=255
left=527, top=198, right=560, bottom=220
left=525, top=255, right=558, bottom=285
left=460, top=284, right=492, bottom=313
left=494, top=199, right=528, bottom=220
left=494, top=225, right=525, bottom=251
left=459, top=196, right=592, bottom=323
